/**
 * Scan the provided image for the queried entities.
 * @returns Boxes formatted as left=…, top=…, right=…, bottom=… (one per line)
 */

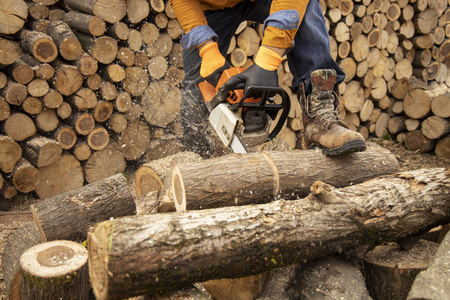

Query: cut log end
left=172, top=166, right=186, bottom=212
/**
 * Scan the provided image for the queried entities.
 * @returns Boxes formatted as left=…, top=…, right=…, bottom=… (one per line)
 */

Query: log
left=20, top=30, right=58, bottom=63
left=403, top=88, right=431, bottom=119
left=421, top=116, right=450, bottom=140
left=0, top=38, right=20, bottom=68
left=68, top=87, right=97, bottom=110
left=408, top=231, right=450, bottom=299
left=2, top=222, right=43, bottom=299
left=94, top=101, right=114, bottom=123
left=28, top=78, right=49, bottom=98
left=12, top=157, right=39, bottom=193
left=22, top=97, right=42, bottom=115
left=0, top=95, right=11, bottom=121
left=53, top=64, right=83, bottom=96
left=42, top=89, right=63, bottom=109
left=0, top=135, right=22, bottom=173
left=172, top=146, right=399, bottom=211
left=54, top=125, right=77, bottom=150
left=134, top=152, right=202, bottom=198
left=2, top=81, right=27, bottom=106
left=72, top=141, right=92, bottom=161
left=46, top=21, right=82, bottom=61
left=56, top=101, right=71, bottom=119
left=148, top=55, right=168, bottom=80
left=364, top=240, right=439, bottom=300
left=126, top=0, right=149, bottom=24
left=117, top=120, right=151, bottom=160
left=32, top=173, right=134, bottom=242
left=24, top=136, right=62, bottom=168
left=128, top=28, right=143, bottom=51
left=0, top=0, right=28, bottom=34
left=123, top=67, right=149, bottom=97
left=405, top=130, right=436, bottom=153
left=84, top=148, right=126, bottom=184
left=100, top=81, right=118, bottom=101
left=77, top=34, right=118, bottom=64
left=88, top=168, right=450, bottom=299
left=36, top=109, right=59, bottom=132
left=34, top=154, right=84, bottom=199
left=431, top=94, right=450, bottom=118
left=10, top=59, right=35, bottom=84
left=19, top=240, right=90, bottom=300
left=435, top=136, right=450, bottom=159
left=107, top=113, right=128, bottom=133
left=65, top=0, right=127, bottom=24
left=87, top=126, right=109, bottom=150
left=4, top=113, right=36, bottom=141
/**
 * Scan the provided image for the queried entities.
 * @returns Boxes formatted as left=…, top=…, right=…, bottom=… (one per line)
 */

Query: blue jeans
left=180, top=0, right=345, bottom=156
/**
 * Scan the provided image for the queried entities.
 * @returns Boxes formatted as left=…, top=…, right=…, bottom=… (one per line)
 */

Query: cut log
left=422, top=116, right=450, bottom=139
left=87, top=126, right=110, bottom=151
left=88, top=168, right=450, bottom=300
left=2, top=81, right=28, bottom=106
left=405, top=130, right=436, bottom=153
left=19, top=240, right=89, bottom=300
left=53, top=64, right=83, bottom=96
left=150, top=0, right=165, bottom=12
left=408, top=231, right=450, bottom=299
left=12, top=157, right=39, bottom=193
left=78, top=34, right=118, bottom=64
left=141, top=80, right=181, bottom=127
left=67, top=112, right=95, bottom=135
left=10, top=59, right=34, bottom=84
left=65, top=0, right=127, bottom=24
left=134, top=152, right=202, bottom=198
left=94, top=101, right=114, bottom=123
left=126, top=0, right=149, bottom=24
left=46, top=21, right=82, bottom=61
left=42, top=89, right=63, bottom=109
left=107, top=113, right=128, bottom=133
left=56, top=101, right=72, bottom=119
left=22, top=97, right=42, bottom=115
left=0, top=135, right=22, bottom=173
left=84, top=148, right=126, bottom=184
left=203, top=275, right=266, bottom=300
left=434, top=136, right=450, bottom=159
left=342, top=80, right=364, bottom=113
left=148, top=55, right=168, bottom=80
left=27, top=78, right=49, bottom=97
left=4, top=113, right=36, bottom=141
left=35, top=154, right=84, bottom=199
left=68, top=87, right=97, bottom=110
left=20, top=30, right=58, bottom=63
left=0, top=96, right=11, bottom=121
left=2, top=222, right=43, bottom=299
left=230, top=48, right=247, bottom=67
left=172, top=147, right=399, bottom=211
left=0, top=38, right=20, bottom=67
left=388, top=116, right=407, bottom=134
left=0, top=0, right=28, bottom=34
left=24, top=136, right=62, bottom=168
left=100, top=81, right=118, bottom=101
left=364, top=240, right=439, bottom=300
left=32, top=173, right=134, bottom=242
left=54, top=125, right=77, bottom=150
left=237, top=27, right=260, bottom=56
left=72, top=141, right=92, bottom=161
left=118, top=120, right=151, bottom=160
left=405, top=118, right=420, bottom=131
left=35, top=109, right=59, bottom=132
left=431, top=94, right=450, bottom=118
left=404, top=89, right=431, bottom=119
left=123, top=67, right=149, bottom=97
left=154, top=13, right=168, bottom=29
left=64, top=10, right=106, bottom=38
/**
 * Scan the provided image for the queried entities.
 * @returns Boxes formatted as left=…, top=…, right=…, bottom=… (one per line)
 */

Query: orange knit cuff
left=254, top=46, right=283, bottom=71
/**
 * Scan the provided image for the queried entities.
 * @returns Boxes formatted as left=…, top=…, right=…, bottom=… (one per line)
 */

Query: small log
left=34, top=154, right=84, bottom=199
left=134, top=50, right=149, bottom=68
left=140, top=23, right=159, bottom=46
left=27, top=78, right=49, bottom=97
left=10, top=59, right=35, bottom=84
left=100, top=81, right=118, bottom=101
left=33, top=173, right=134, bottom=242
left=4, top=113, right=36, bottom=141
left=67, top=112, right=95, bottom=135
left=2, top=222, right=43, bottom=299
left=76, top=53, right=98, bottom=76
left=203, top=275, right=266, bottom=300
left=36, top=109, right=59, bottom=132
left=85, top=73, right=102, bottom=90
left=12, top=157, right=39, bottom=193
left=54, top=125, right=77, bottom=150
left=431, top=94, right=450, bottom=118
left=405, top=130, right=436, bottom=153
left=128, top=28, right=143, bottom=51
left=87, top=126, right=110, bottom=151
left=88, top=168, right=450, bottom=299
left=154, top=12, right=168, bottom=29
left=134, top=152, right=202, bottom=198
left=0, top=38, right=20, bottom=68
left=72, top=141, right=92, bottom=161
left=148, top=55, right=168, bottom=80
left=53, top=64, right=83, bottom=96
left=421, top=116, right=450, bottom=140
left=56, top=101, right=72, bottom=119
left=0, top=135, right=22, bottom=173
left=0, top=95, right=11, bottom=121
left=155, top=34, right=173, bottom=57
left=65, top=0, right=127, bottom=24
left=165, top=66, right=184, bottom=86
left=388, top=116, right=407, bottom=134
left=150, top=0, right=165, bottom=12
left=46, top=20, right=82, bottom=61
left=126, top=0, right=149, bottom=24
left=342, top=80, right=364, bottom=113
left=24, top=136, right=62, bottom=168
left=172, top=146, right=399, bottom=211
left=404, top=88, right=431, bottom=119
left=77, top=33, right=118, bottom=64
left=22, top=97, right=42, bottom=115
left=42, top=89, right=63, bottom=109
left=118, top=120, right=151, bottom=160
left=93, top=101, right=114, bottom=123
left=84, top=149, right=126, bottom=184
left=230, top=48, right=248, bottom=67
left=0, top=72, right=6, bottom=88
left=2, top=81, right=28, bottom=106
left=364, top=240, right=439, bottom=300
left=108, top=22, right=129, bottom=40
left=20, top=30, right=58, bottom=63
left=141, top=80, right=181, bottom=127
left=123, top=67, right=149, bottom=97
left=167, top=19, right=182, bottom=40
left=0, top=0, right=28, bottom=34
left=20, top=240, right=89, bottom=300
left=434, top=136, right=450, bottom=159
left=68, top=87, right=98, bottom=110
left=107, top=113, right=128, bottom=133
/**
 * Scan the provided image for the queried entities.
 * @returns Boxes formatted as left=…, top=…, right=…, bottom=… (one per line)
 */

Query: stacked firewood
left=227, top=0, right=450, bottom=158
left=0, top=0, right=449, bottom=202
left=0, top=0, right=185, bottom=201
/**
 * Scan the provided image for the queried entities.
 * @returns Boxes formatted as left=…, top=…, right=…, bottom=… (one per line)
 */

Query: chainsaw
left=199, top=67, right=291, bottom=153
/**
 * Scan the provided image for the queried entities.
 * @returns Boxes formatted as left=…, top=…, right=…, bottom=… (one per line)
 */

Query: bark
left=19, top=240, right=90, bottom=300
left=172, top=146, right=398, bottom=212
left=88, top=168, right=450, bottom=300
left=32, top=173, right=135, bottom=242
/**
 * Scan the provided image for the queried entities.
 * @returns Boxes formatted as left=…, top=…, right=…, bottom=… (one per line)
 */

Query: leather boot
left=299, top=69, right=366, bottom=156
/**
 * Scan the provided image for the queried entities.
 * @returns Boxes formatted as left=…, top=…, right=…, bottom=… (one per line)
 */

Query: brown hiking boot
left=299, top=69, right=366, bottom=156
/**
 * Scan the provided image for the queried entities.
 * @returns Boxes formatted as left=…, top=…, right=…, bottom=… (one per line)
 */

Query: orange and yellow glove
left=198, top=42, right=229, bottom=86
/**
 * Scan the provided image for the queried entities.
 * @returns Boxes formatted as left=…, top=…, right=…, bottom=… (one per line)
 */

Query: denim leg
left=287, top=0, right=345, bottom=94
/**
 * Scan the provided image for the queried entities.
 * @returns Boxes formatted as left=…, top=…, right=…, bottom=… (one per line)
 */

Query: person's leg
left=287, top=0, right=366, bottom=155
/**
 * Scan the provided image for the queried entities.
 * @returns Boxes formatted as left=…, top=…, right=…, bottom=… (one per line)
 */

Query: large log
left=88, top=168, right=450, bottom=300
left=172, top=146, right=399, bottom=211
left=32, top=173, right=135, bottom=242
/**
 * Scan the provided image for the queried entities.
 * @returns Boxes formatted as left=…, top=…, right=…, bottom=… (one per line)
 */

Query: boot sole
left=323, top=139, right=367, bottom=156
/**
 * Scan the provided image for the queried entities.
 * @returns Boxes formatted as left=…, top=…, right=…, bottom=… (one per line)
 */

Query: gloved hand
left=199, top=41, right=229, bottom=86
left=223, top=46, right=283, bottom=96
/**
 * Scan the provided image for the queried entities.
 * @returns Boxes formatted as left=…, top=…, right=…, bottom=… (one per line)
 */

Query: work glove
left=223, top=46, right=283, bottom=97
left=199, top=41, right=229, bottom=87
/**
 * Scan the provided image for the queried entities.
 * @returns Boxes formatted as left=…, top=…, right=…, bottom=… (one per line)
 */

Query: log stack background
left=0, top=0, right=449, bottom=203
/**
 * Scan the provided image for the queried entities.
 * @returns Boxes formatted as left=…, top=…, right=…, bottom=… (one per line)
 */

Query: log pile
left=0, top=0, right=184, bottom=201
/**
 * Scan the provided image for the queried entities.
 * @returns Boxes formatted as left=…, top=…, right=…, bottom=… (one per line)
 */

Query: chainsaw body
left=199, top=67, right=291, bottom=153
